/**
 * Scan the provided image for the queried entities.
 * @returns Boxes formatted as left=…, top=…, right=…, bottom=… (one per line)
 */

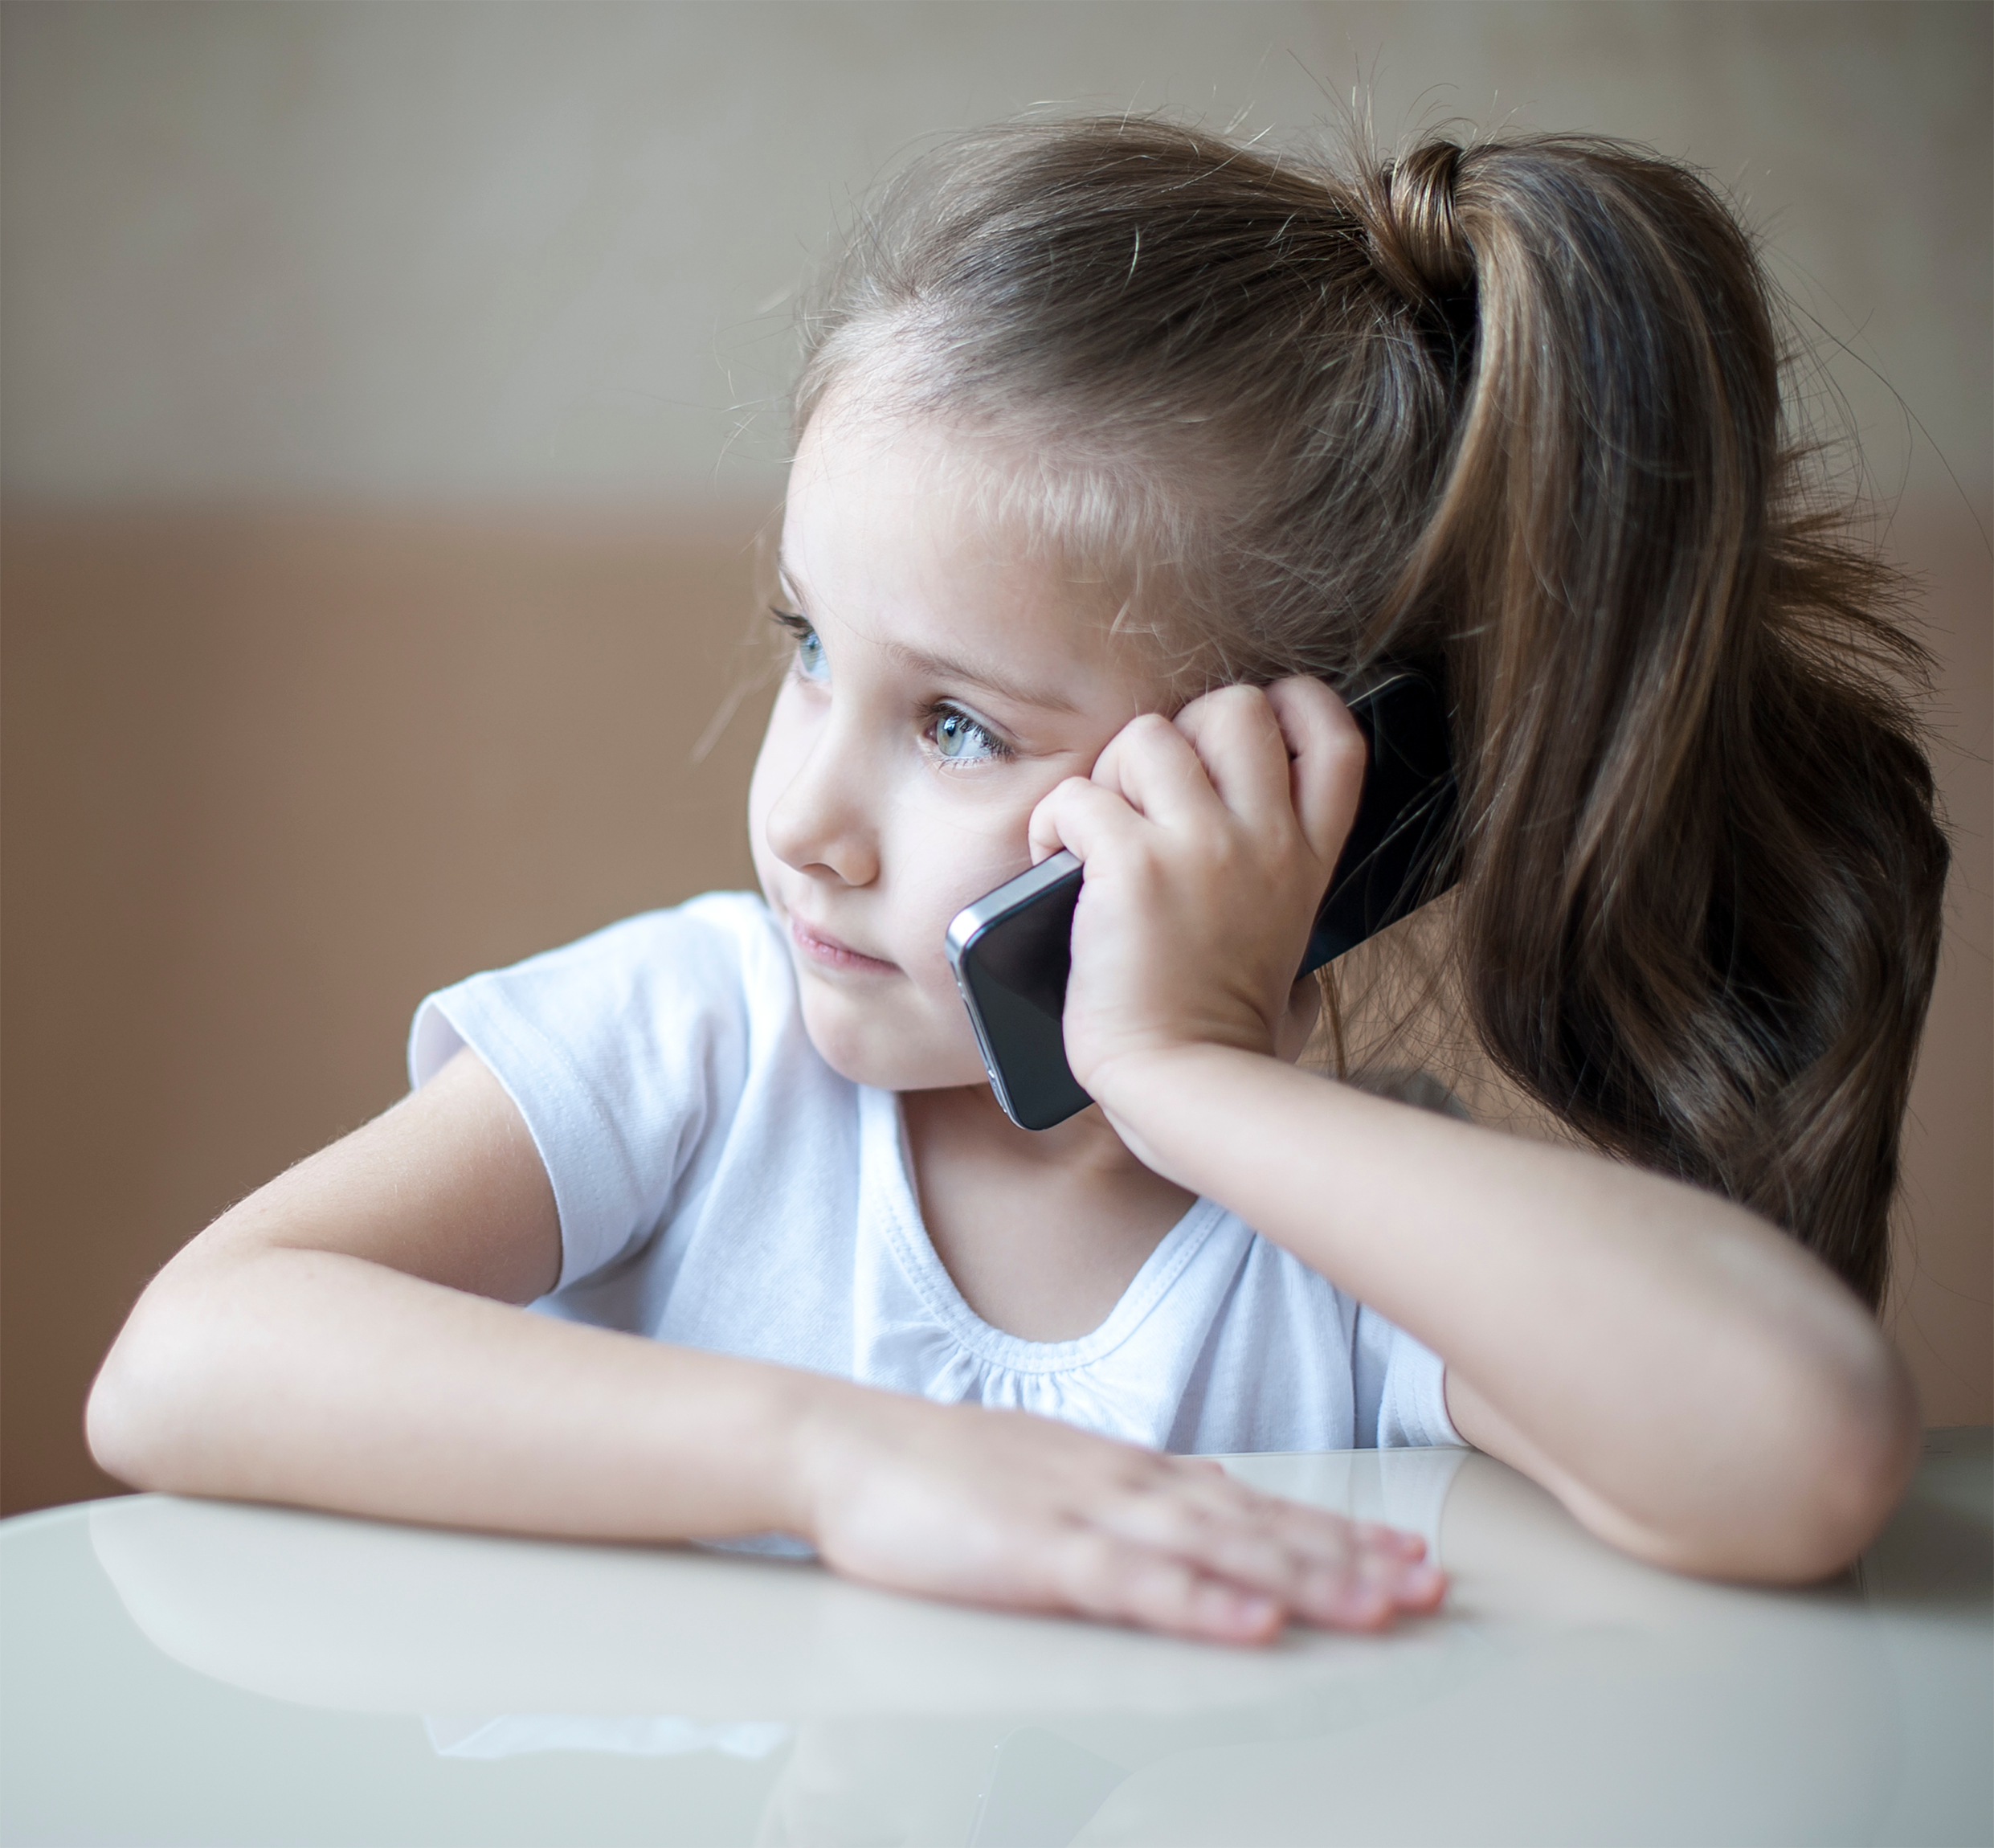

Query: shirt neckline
left=856, top=1084, right=1238, bottom=1376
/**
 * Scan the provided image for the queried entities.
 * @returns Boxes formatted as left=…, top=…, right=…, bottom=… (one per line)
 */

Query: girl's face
left=749, top=405, right=1172, bottom=1092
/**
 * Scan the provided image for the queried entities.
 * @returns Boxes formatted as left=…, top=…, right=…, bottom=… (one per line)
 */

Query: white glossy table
left=3, top=1433, right=1987, bottom=1846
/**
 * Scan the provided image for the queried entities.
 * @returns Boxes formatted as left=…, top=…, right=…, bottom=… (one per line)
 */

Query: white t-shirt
left=409, top=893, right=1460, bottom=1458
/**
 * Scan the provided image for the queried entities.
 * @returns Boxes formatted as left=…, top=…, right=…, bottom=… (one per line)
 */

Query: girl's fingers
left=1096, top=1470, right=1330, bottom=1567
left=1348, top=1519, right=1430, bottom=1560
left=1101, top=1494, right=1313, bottom=1591
left=1089, top=712, right=1231, bottom=829
left=1263, top=677, right=1369, bottom=869
left=1152, top=1458, right=1426, bottom=1564
left=1027, top=772, right=1148, bottom=869
left=1087, top=1470, right=1445, bottom=1630
left=1036, top=679, right=1361, bottom=886
left=1170, top=685, right=1297, bottom=826
left=1254, top=1497, right=1427, bottom=1566
left=1045, top=1527, right=1285, bottom=1643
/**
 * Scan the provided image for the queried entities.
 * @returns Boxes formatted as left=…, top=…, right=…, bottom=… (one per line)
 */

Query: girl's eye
left=930, top=707, right=1009, bottom=766
left=772, top=607, right=826, bottom=682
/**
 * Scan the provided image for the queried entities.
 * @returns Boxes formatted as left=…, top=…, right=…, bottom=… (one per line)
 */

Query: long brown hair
left=793, top=119, right=1950, bottom=1308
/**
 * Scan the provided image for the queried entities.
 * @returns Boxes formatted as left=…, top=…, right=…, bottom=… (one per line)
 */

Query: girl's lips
left=787, top=914, right=899, bottom=975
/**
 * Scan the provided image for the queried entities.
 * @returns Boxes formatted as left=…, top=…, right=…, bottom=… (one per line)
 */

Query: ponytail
left=1357, top=137, right=1948, bottom=1305
left=798, top=119, right=1951, bottom=1306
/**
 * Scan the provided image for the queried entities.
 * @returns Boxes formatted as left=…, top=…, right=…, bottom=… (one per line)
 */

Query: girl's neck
left=897, top=1083, right=1197, bottom=1342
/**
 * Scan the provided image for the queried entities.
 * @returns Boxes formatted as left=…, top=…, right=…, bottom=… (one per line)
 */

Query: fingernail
left=1236, top=1592, right=1280, bottom=1626
left=1334, top=1584, right=1391, bottom=1627
left=1398, top=1564, right=1446, bottom=1603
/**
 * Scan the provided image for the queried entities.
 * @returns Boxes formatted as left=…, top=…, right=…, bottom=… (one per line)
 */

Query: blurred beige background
left=4, top=1, right=1988, bottom=1515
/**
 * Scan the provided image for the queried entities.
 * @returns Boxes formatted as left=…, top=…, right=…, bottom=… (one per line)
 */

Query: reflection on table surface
left=2, top=1433, right=1986, bottom=1847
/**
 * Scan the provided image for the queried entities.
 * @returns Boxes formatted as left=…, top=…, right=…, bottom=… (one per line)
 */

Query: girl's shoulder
left=407, top=892, right=825, bottom=1290
left=408, top=891, right=795, bottom=1092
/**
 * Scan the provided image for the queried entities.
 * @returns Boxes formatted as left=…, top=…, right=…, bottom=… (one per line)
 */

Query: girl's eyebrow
left=778, top=556, right=1081, bottom=716
left=881, top=639, right=1081, bottom=716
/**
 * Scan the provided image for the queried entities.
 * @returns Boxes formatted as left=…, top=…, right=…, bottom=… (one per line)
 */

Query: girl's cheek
left=896, top=789, right=1038, bottom=923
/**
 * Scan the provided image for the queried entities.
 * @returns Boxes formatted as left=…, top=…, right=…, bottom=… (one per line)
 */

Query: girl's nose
left=762, top=730, right=881, bottom=889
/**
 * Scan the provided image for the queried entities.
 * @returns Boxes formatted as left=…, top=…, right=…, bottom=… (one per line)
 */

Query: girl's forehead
left=782, top=405, right=1169, bottom=696
left=787, top=399, right=1045, bottom=551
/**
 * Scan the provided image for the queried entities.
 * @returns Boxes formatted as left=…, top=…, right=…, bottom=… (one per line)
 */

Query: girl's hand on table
left=1028, top=677, right=1364, bottom=1106
left=795, top=1388, right=1444, bottom=1644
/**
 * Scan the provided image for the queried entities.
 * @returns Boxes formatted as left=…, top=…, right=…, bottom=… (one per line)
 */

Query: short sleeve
left=407, top=893, right=778, bottom=1290
left=1352, top=1306, right=1464, bottom=1449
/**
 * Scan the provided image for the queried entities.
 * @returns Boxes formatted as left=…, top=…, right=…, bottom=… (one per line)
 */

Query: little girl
left=88, top=120, right=1948, bottom=1646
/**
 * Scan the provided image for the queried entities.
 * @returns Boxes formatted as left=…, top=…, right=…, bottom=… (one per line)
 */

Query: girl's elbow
left=1726, top=1337, right=1922, bottom=1584
left=85, top=1294, right=198, bottom=1492
left=1802, top=1348, right=1920, bottom=1574
left=85, top=1335, right=157, bottom=1489
left=1617, top=1334, right=1920, bottom=1586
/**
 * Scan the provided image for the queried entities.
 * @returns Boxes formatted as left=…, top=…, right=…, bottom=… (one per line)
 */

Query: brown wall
left=2, top=506, right=775, bottom=1511
left=1885, top=505, right=1994, bottom=1425
left=3, top=498, right=1988, bottom=1515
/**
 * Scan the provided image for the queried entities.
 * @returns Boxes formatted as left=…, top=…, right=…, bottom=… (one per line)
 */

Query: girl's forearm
left=88, top=1232, right=1454, bottom=1641
left=88, top=1243, right=838, bottom=1543
left=1089, top=1044, right=1918, bottom=1579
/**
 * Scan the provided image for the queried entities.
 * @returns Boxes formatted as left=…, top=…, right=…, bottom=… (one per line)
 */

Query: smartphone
left=944, top=667, right=1459, bottom=1130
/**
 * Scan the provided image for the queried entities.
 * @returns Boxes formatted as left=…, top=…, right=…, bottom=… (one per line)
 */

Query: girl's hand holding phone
left=797, top=1385, right=1444, bottom=1642
left=1028, top=678, right=1366, bottom=1100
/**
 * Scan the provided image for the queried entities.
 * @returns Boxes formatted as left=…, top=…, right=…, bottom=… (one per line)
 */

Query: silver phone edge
left=947, top=958, right=1026, bottom=1128
left=944, top=849, right=1084, bottom=1133
left=942, top=848, right=1084, bottom=971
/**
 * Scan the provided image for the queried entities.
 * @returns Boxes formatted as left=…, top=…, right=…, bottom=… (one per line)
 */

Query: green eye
left=933, top=709, right=1002, bottom=763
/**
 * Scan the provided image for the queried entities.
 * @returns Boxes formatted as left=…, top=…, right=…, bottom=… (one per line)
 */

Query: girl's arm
left=1036, top=682, right=1919, bottom=1583
left=1089, top=1046, right=1915, bottom=1580
left=86, top=1048, right=1443, bottom=1642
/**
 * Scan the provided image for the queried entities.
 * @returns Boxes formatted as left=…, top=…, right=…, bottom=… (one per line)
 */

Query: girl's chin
left=798, top=1000, right=983, bottom=1094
